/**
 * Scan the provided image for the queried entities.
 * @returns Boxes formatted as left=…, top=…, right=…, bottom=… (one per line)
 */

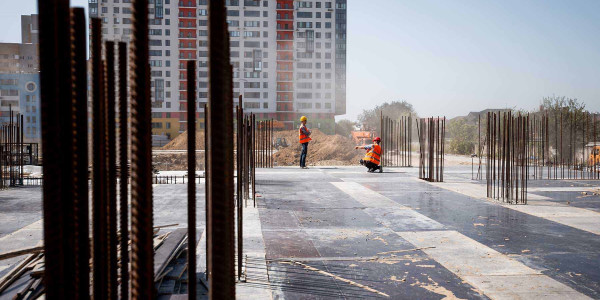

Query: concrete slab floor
left=1, top=166, right=600, bottom=299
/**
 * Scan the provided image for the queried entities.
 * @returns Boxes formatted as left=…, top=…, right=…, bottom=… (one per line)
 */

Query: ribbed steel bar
left=117, top=41, right=130, bottom=300
left=130, top=0, right=154, bottom=297
left=187, top=60, right=197, bottom=299
left=106, top=41, right=119, bottom=300
left=208, top=0, right=235, bottom=296
left=203, top=103, right=209, bottom=281
left=90, top=17, right=110, bottom=300
left=38, top=0, right=76, bottom=295
left=252, top=114, right=256, bottom=206
left=71, top=8, right=90, bottom=299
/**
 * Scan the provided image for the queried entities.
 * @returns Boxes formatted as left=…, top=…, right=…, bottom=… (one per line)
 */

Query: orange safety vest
left=299, top=126, right=312, bottom=143
left=363, top=144, right=381, bottom=165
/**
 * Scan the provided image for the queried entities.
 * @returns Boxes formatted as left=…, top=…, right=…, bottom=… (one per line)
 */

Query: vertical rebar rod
left=187, top=60, right=197, bottom=299
left=106, top=41, right=119, bottom=300
left=69, top=8, right=90, bottom=299
left=208, top=0, right=235, bottom=296
left=203, top=103, right=209, bottom=280
left=38, top=0, right=78, bottom=296
left=117, top=41, right=129, bottom=300
left=130, top=0, right=154, bottom=297
left=90, top=18, right=109, bottom=300
left=252, top=114, right=256, bottom=206
left=68, top=18, right=89, bottom=287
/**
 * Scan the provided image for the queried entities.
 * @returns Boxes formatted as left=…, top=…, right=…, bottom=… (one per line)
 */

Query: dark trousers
left=300, top=142, right=308, bottom=167
left=360, top=159, right=380, bottom=171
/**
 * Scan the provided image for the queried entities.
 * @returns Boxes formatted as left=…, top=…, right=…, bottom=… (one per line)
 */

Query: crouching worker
left=355, top=137, right=382, bottom=173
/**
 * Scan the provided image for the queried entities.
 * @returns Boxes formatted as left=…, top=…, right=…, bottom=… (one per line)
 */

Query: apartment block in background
left=89, top=0, right=346, bottom=138
left=0, top=14, right=40, bottom=142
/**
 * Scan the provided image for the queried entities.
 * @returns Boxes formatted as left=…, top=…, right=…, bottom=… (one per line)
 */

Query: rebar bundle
left=417, top=117, right=446, bottom=182
left=255, top=119, right=274, bottom=168
left=484, top=112, right=529, bottom=204
left=477, top=110, right=600, bottom=182
left=379, top=113, right=412, bottom=168
left=34, top=0, right=238, bottom=298
left=0, top=106, right=25, bottom=189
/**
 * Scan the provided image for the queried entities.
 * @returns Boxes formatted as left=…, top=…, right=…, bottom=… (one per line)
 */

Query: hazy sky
left=1, top=0, right=599, bottom=120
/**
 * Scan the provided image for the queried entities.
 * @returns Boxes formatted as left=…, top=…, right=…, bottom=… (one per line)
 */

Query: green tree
left=447, top=119, right=477, bottom=155
left=335, top=119, right=355, bottom=138
left=357, top=101, right=416, bottom=131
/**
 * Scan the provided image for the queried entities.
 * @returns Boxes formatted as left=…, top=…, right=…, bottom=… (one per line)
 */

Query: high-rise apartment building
left=89, top=0, right=346, bottom=138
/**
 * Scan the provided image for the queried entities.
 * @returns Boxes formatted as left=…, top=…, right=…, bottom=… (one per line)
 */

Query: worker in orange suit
left=356, top=137, right=382, bottom=173
left=299, top=115, right=311, bottom=169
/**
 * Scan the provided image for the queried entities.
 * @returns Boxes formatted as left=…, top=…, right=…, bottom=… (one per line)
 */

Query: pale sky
left=1, top=0, right=599, bottom=120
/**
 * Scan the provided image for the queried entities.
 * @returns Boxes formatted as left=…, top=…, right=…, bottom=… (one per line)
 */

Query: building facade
left=0, top=14, right=40, bottom=142
left=0, top=74, right=41, bottom=142
left=89, top=0, right=346, bottom=137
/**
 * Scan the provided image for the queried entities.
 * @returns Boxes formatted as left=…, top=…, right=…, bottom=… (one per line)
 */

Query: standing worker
left=356, top=137, right=382, bottom=173
left=299, top=115, right=311, bottom=169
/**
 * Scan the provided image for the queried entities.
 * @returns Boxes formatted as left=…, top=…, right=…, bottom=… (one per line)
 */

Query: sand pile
left=273, top=129, right=364, bottom=166
left=162, top=131, right=205, bottom=150
left=153, top=153, right=205, bottom=171
left=159, top=128, right=365, bottom=167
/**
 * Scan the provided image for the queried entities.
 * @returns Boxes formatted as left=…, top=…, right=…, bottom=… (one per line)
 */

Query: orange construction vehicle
left=351, top=130, right=375, bottom=146
left=590, top=145, right=600, bottom=166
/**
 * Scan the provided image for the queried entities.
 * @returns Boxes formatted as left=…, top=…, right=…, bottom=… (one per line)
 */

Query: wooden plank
left=0, top=254, right=39, bottom=294
left=153, top=229, right=186, bottom=280
left=0, top=246, right=44, bottom=261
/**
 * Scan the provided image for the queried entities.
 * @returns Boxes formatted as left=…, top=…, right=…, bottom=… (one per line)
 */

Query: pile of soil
left=273, top=129, right=364, bottom=166
left=162, top=131, right=205, bottom=150
left=159, top=128, right=365, bottom=167
left=153, top=153, right=205, bottom=171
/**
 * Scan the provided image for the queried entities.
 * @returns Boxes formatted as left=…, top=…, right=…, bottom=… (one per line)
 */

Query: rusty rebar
left=129, top=0, right=154, bottom=297
left=90, top=17, right=109, bottom=300
left=106, top=41, right=119, bottom=300
left=38, top=0, right=76, bottom=296
left=208, top=0, right=235, bottom=296
left=71, top=8, right=90, bottom=299
left=187, top=60, right=197, bottom=299
left=117, top=41, right=130, bottom=300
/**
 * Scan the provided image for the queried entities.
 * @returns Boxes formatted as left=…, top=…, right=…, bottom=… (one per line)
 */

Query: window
left=244, top=10, right=260, bottom=17
left=244, top=21, right=260, bottom=27
left=227, top=10, right=239, bottom=16
left=244, top=92, right=260, bottom=99
left=244, top=102, right=260, bottom=109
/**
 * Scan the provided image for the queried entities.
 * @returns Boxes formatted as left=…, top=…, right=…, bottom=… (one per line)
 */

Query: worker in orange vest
left=355, top=137, right=382, bottom=173
left=299, top=115, right=311, bottom=169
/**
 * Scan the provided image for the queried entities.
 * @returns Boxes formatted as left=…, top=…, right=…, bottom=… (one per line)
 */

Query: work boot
left=367, top=168, right=374, bottom=173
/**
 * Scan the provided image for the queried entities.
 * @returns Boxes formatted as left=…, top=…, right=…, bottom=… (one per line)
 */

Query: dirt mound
left=273, top=129, right=364, bottom=166
left=162, top=131, right=205, bottom=150
left=160, top=128, right=366, bottom=167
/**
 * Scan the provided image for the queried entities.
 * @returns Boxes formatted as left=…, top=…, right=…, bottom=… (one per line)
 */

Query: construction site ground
left=1, top=166, right=600, bottom=299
